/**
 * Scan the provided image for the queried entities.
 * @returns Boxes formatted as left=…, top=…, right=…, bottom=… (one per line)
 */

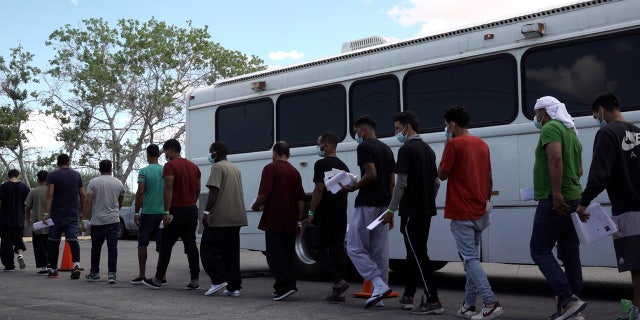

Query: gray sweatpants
left=346, top=206, right=389, bottom=283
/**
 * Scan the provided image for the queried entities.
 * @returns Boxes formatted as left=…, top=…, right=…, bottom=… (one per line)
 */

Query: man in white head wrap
left=530, top=96, right=587, bottom=320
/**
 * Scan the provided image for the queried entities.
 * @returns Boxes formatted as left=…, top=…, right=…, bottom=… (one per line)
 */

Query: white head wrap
left=534, top=96, right=578, bottom=135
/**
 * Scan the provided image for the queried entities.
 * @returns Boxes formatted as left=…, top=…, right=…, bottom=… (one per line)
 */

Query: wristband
left=164, top=211, right=170, bottom=215
left=387, top=208, right=395, bottom=214
left=43, top=212, right=49, bottom=216
left=307, top=210, right=315, bottom=216
left=297, top=221, right=302, bottom=227
left=203, top=211, right=210, bottom=215
left=134, top=212, right=140, bottom=216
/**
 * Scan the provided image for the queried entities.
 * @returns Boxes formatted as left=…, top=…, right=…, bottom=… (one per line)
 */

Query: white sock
left=73, top=262, right=80, bottom=268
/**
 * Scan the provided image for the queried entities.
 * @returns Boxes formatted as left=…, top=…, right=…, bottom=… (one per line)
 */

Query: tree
left=0, top=45, right=42, bottom=185
left=44, top=18, right=266, bottom=185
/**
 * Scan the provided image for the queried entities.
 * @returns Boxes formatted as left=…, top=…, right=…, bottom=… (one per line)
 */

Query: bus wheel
left=293, top=219, right=323, bottom=278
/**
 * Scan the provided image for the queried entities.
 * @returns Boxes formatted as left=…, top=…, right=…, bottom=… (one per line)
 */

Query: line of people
left=0, top=92, right=638, bottom=320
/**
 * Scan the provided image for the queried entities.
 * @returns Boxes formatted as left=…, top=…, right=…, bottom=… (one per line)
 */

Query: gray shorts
left=612, top=211, right=640, bottom=272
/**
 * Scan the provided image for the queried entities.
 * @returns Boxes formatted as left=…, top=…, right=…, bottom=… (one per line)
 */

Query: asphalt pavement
left=0, top=239, right=630, bottom=320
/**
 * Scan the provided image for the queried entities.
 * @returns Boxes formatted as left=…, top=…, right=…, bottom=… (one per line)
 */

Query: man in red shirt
left=438, top=105, right=504, bottom=320
left=143, top=139, right=201, bottom=290
left=252, top=141, right=305, bottom=301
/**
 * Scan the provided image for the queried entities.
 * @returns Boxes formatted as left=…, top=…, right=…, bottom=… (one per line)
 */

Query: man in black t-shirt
left=0, top=169, right=31, bottom=271
left=307, top=132, right=350, bottom=302
left=342, top=115, right=395, bottom=309
left=577, top=92, right=640, bottom=319
left=379, top=112, right=443, bottom=314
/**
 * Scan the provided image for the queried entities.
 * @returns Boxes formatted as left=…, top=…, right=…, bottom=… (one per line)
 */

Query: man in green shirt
left=131, top=144, right=165, bottom=284
left=530, top=96, right=586, bottom=320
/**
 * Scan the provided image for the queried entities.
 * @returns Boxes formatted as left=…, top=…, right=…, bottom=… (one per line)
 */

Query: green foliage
left=44, top=17, right=266, bottom=188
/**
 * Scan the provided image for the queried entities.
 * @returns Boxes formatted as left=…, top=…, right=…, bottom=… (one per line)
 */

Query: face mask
left=355, top=132, right=363, bottom=144
left=533, top=116, right=542, bottom=129
left=395, top=127, right=408, bottom=143
left=597, top=110, right=607, bottom=128
left=444, top=126, right=452, bottom=140
left=315, top=145, right=325, bottom=157
left=207, top=152, right=217, bottom=164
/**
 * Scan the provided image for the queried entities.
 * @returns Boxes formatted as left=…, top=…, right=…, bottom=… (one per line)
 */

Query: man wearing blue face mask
left=342, top=115, right=395, bottom=309
left=200, top=141, right=247, bottom=297
left=380, top=111, right=443, bottom=314
left=530, top=96, right=586, bottom=320
left=307, top=132, right=351, bottom=302
left=577, top=92, right=640, bottom=320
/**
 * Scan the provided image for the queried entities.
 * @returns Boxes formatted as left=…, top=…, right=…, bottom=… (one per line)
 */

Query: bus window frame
left=215, top=97, right=275, bottom=154
left=348, top=74, right=401, bottom=139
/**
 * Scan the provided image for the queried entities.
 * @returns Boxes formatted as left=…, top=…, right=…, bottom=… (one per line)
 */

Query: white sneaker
left=457, top=302, right=477, bottom=318
left=471, top=301, right=504, bottom=320
left=375, top=301, right=384, bottom=307
left=364, top=286, right=392, bottom=309
left=223, top=289, right=240, bottom=297
left=204, top=282, right=227, bottom=296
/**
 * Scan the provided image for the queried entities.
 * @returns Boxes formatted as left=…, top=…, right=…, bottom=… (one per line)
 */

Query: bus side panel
left=186, top=107, right=215, bottom=160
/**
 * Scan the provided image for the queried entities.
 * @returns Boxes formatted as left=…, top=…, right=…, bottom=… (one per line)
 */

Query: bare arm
left=438, top=168, right=449, bottom=181
left=118, top=194, right=123, bottom=210
left=163, top=176, right=174, bottom=212
left=134, top=181, right=145, bottom=213
left=205, top=186, right=219, bottom=212
left=78, top=187, right=86, bottom=219
left=44, top=184, right=54, bottom=214
left=545, top=141, right=570, bottom=214
left=342, top=162, right=377, bottom=192
left=251, top=194, right=266, bottom=211
left=488, top=172, right=493, bottom=201
left=83, top=193, right=93, bottom=217
left=307, top=182, right=324, bottom=225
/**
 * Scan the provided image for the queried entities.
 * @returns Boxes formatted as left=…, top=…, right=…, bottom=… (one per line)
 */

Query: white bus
left=186, top=0, right=640, bottom=274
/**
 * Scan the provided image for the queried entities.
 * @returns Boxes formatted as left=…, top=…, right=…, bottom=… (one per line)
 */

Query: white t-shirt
left=87, top=175, right=124, bottom=225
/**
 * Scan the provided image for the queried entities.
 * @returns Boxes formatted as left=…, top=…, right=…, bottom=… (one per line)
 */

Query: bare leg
left=137, top=247, right=147, bottom=278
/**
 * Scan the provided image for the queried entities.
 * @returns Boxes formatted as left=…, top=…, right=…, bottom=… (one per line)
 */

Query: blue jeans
left=530, top=199, right=582, bottom=299
left=48, top=216, right=80, bottom=241
left=90, top=223, right=119, bottom=273
left=451, top=219, right=496, bottom=306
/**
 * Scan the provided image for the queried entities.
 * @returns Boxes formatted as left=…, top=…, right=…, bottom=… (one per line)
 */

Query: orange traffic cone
left=352, top=280, right=399, bottom=298
left=58, top=242, right=84, bottom=271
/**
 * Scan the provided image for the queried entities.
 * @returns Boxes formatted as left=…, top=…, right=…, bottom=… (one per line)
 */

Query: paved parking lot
left=0, top=239, right=629, bottom=320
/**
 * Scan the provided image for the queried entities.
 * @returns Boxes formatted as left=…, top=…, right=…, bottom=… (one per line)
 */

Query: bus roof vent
left=341, top=36, right=398, bottom=53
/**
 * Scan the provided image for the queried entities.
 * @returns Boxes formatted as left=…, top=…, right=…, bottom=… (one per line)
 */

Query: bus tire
left=292, top=219, right=323, bottom=279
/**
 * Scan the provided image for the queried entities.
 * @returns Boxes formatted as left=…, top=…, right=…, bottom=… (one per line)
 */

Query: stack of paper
left=571, top=202, right=618, bottom=244
left=323, top=169, right=357, bottom=194
left=33, top=219, right=54, bottom=231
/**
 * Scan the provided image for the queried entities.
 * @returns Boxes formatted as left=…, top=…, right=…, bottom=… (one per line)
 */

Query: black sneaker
left=2, top=266, right=15, bottom=272
left=70, top=266, right=81, bottom=279
left=130, top=277, right=144, bottom=285
left=48, top=269, right=60, bottom=278
left=273, top=289, right=297, bottom=301
left=411, top=295, right=444, bottom=315
left=553, top=295, right=587, bottom=320
left=162, top=279, right=168, bottom=286
left=185, top=282, right=200, bottom=290
left=142, top=278, right=161, bottom=289
left=399, top=294, right=414, bottom=310
left=326, top=282, right=350, bottom=302
left=17, top=256, right=26, bottom=269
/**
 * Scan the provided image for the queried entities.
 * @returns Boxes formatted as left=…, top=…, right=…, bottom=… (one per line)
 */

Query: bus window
left=523, top=30, right=640, bottom=118
left=216, top=98, right=274, bottom=154
left=277, top=85, right=346, bottom=147
left=404, top=54, right=518, bottom=132
left=349, top=75, right=400, bottom=138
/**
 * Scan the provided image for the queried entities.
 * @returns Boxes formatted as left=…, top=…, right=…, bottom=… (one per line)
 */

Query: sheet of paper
left=366, top=211, right=388, bottom=230
left=324, top=170, right=356, bottom=194
left=571, top=202, right=618, bottom=244
left=33, top=219, right=54, bottom=231
left=520, top=186, right=534, bottom=201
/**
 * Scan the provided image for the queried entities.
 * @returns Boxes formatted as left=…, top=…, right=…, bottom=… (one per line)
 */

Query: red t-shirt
left=163, top=158, right=201, bottom=208
left=439, top=135, right=491, bottom=220
left=257, top=160, right=306, bottom=233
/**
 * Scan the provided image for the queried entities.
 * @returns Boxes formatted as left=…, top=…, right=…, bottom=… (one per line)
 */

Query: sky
left=0, top=0, right=588, bottom=151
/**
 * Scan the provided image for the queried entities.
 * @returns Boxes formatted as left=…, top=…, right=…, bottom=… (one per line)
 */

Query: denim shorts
left=48, top=216, right=80, bottom=241
left=137, top=214, right=163, bottom=249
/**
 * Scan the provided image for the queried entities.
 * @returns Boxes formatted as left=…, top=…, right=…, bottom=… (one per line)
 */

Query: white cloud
left=24, top=110, right=62, bottom=149
left=386, top=0, right=590, bottom=36
left=70, top=0, right=78, bottom=5
left=268, top=50, right=305, bottom=61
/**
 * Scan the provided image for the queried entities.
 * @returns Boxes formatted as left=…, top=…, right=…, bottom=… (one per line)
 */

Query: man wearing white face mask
left=307, top=132, right=351, bottom=302
left=530, top=96, right=586, bottom=320
left=576, top=92, right=640, bottom=320
left=342, top=115, right=395, bottom=309
left=200, top=141, right=247, bottom=297
left=379, top=111, right=443, bottom=314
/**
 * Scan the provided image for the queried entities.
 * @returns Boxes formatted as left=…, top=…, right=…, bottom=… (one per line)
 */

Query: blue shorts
left=137, top=214, right=163, bottom=250
left=48, top=216, right=80, bottom=241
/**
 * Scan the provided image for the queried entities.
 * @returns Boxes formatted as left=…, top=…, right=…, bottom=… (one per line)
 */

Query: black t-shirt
left=0, top=181, right=30, bottom=227
left=581, top=121, right=640, bottom=215
left=355, top=138, right=395, bottom=207
left=396, top=138, right=438, bottom=217
left=312, top=156, right=349, bottom=225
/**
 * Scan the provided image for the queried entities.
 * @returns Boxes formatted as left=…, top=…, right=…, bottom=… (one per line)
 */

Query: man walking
left=380, top=111, right=443, bottom=314
left=25, top=170, right=51, bottom=274
left=307, top=132, right=350, bottom=302
left=251, top=141, right=305, bottom=301
left=143, top=139, right=201, bottom=290
left=530, top=96, right=586, bottom=320
left=201, top=141, right=248, bottom=297
left=576, top=92, right=640, bottom=320
left=83, top=160, right=124, bottom=283
left=45, top=154, right=86, bottom=279
left=342, top=115, right=395, bottom=309
left=0, top=169, right=30, bottom=271
left=438, top=105, right=504, bottom=320
left=130, top=144, right=165, bottom=285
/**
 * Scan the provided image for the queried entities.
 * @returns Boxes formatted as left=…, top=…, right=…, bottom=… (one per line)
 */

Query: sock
left=73, top=262, right=80, bottom=268
left=17, top=255, right=23, bottom=259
